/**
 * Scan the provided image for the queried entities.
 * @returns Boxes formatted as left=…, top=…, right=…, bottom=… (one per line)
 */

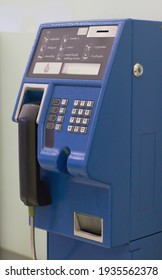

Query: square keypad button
left=84, top=109, right=92, bottom=116
left=80, top=100, right=86, bottom=107
left=59, top=107, right=66, bottom=114
left=74, top=126, right=80, bottom=133
left=67, top=125, right=74, bottom=132
left=61, top=99, right=68, bottom=106
left=55, top=123, right=62, bottom=131
left=69, top=117, right=76, bottom=123
left=80, top=126, right=87, bottom=134
left=78, top=109, right=84, bottom=115
left=74, top=100, right=80, bottom=106
left=82, top=118, right=89, bottom=125
left=87, top=101, right=94, bottom=108
left=57, top=116, right=64, bottom=123
left=72, top=108, right=78, bottom=115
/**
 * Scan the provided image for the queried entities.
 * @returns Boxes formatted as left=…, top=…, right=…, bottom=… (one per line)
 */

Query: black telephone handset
left=18, top=103, right=51, bottom=206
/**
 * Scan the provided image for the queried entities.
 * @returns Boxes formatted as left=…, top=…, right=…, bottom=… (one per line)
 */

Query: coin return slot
left=74, top=212, right=103, bottom=243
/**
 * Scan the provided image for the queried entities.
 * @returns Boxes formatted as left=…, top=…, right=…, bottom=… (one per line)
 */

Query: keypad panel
left=45, top=98, right=94, bottom=147
left=67, top=99, right=94, bottom=134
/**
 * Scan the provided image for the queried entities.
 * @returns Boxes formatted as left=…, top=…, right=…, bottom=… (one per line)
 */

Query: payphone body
left=13, top=19, right=162, bottom=259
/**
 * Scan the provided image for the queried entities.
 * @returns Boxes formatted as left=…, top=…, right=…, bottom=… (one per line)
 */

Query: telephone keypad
left=45, top=98, right=94, bottom=145
left=67, top=99, right=94, bottom=134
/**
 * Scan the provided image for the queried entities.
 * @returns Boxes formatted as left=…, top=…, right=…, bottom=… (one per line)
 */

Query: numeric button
left=59, top=107, right=66, bottom=114
left=69, top=117, right=76, bottom=123
left=80, top=126, right=87, bottom=134
left=82, top=118, right=89, bottom=125
left=72, top=108, right=78, bottom=115
left=87, top=101, right=94, bottom=108
left=55, top=124, right=62, bottom=131
left=61, top=99, right=68, bottom=106
left=67, top=125, right=74, bottom=132
left=74, top=126, right=80, bottom=133
left=76, top=117, right=82, bottom=124
left=78, top=109, right=84, bottom=115
left=80, top=100, right=86, bottom=107
left=84, top=109, right=92, bottom=116
left=74, top=100, right=80, bottom=107
left=57, top=116, right=64, bottom=123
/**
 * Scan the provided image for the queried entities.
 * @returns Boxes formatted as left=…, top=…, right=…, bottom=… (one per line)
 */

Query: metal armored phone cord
left=28, top=206, right=37, bottom=260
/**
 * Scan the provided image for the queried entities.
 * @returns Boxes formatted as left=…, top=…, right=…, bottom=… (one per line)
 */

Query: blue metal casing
left=13, top=19, right=162, bottom=259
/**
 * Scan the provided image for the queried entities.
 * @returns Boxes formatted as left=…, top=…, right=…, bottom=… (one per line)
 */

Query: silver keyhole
left=133, top=63, right=144, bottom=77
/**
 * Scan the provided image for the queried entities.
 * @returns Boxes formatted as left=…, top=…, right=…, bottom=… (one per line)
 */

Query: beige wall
left=0, top=0, right=162, bottom=259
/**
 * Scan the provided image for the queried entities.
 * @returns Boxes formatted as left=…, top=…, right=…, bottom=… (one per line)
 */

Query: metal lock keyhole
left=133, top=63, right=144, bottom=77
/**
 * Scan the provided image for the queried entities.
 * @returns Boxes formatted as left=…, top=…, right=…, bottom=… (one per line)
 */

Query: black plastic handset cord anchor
left=18, top=103, right=51, bottom=259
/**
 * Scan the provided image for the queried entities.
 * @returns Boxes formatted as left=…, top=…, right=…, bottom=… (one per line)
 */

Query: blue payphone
left=13, top=19, right=162, bottom=259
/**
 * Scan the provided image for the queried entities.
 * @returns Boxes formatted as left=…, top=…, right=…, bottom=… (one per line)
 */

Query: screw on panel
left=133, top=63, right=144, bottom=77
